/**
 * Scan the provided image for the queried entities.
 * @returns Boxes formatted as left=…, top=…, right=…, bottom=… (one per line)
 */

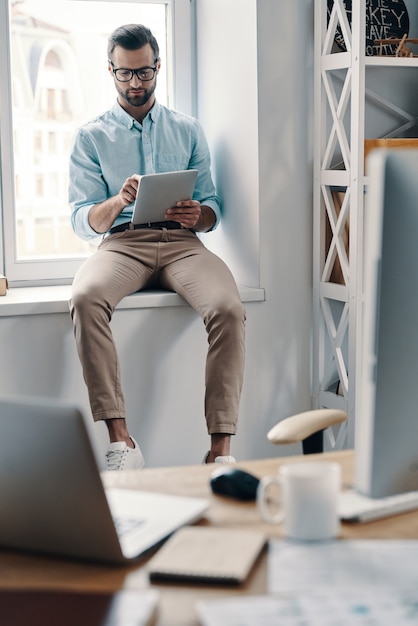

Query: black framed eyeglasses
left=109, top=61, right=157, bottom=83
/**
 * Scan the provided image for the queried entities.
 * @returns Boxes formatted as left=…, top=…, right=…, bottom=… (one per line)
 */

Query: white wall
left=0, top=0, right=315, bottom=469
left=195, top=0, right=314, bottom=455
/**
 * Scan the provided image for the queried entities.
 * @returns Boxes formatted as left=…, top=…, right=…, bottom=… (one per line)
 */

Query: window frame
left=0, top=0, right=194, bottom=286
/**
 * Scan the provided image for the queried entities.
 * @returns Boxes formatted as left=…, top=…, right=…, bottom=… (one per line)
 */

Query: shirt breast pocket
left=155, top=154, right=190, bottom=172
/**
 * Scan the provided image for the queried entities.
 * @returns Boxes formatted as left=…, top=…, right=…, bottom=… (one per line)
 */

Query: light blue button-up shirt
left=69, top=101, right=221, bottom=240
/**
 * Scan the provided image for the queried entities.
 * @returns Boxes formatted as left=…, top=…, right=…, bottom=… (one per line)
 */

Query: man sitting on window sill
left=68, top=24, right=246, bottom=471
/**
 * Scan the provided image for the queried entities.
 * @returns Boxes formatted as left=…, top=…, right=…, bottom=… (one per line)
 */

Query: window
left=0, top=0, right=194, bottom=284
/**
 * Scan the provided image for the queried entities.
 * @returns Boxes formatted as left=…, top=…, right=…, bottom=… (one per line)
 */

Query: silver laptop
left=0, top=395, right=208, bottom=563
left=131, top=169, right=198, bottom=224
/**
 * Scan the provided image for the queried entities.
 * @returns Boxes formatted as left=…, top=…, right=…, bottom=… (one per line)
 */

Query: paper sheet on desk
left=268, top=539, right=418, bottom=594
left=197, top=590, right=418, bottom=625
left=198, top=541, right=418, bottom=625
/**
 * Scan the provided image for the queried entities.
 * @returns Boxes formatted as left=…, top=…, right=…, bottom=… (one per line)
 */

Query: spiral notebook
left=146, top=527, right=266, bottom=585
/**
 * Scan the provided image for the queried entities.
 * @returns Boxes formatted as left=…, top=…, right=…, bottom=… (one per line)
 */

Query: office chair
left=267, top=409, right=347, bottom=454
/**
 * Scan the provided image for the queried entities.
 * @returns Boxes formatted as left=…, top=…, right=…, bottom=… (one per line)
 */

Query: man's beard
left=118, top=83, right=156, bottom=108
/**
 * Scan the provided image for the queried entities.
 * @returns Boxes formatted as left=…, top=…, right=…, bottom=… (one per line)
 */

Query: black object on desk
left=210, top=467, right=260, bottom=501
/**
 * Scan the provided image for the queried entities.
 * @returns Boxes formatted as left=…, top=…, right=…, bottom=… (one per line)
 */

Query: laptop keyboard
left=339, top=488, right=418, bottom=522
left=113, top=516, right=145, bottom=538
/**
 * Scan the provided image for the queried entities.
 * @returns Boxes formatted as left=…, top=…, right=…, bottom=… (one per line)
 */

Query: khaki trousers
left=69, top=227, right=245, bottom=435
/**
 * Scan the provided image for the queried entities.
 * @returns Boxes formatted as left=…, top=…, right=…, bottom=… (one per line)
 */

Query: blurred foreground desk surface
left=1, top=450, right=418, bottom=626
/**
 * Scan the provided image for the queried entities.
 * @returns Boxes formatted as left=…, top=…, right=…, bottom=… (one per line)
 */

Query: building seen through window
left=9, top=0, right=167, bottom=261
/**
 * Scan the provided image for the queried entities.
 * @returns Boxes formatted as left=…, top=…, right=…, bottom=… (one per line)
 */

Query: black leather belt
left=109, top=220, right=182, bottom=234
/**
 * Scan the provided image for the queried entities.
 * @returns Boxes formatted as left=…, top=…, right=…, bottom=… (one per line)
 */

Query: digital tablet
left=131, top=169, right=198, bottom=225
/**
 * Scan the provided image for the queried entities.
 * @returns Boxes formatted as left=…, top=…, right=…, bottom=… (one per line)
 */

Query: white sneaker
left=214, top=455, right=236, bottom=464
left=105, top=437, right=145, bottom=471
left=202, top=451, right=236, bottom=464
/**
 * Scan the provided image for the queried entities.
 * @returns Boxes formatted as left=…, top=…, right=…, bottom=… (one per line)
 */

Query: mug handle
left=257, top=475, right=283, bottom=524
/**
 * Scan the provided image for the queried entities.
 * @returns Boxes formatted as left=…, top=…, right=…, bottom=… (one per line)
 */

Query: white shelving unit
left=313, top=0, right=418, bottom=450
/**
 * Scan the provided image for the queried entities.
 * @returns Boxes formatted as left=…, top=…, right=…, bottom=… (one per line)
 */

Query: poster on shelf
left=327, top=0, right=410, bottom=56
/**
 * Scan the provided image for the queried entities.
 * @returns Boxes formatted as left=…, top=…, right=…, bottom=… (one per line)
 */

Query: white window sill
left=0, top=284, right=265, bottom=317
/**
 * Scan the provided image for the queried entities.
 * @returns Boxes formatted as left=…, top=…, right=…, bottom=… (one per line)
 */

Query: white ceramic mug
left=257, top=461, right=341, bottom=541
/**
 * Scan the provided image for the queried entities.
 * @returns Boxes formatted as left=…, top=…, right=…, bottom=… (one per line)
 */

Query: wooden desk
left=1, top=451, right=418, bottom=625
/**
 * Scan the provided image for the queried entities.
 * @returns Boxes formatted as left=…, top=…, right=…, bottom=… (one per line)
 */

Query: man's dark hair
left=107, top=24, right=160, bottom=62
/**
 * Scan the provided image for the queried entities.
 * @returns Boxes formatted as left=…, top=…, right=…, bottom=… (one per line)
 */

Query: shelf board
left=322, top=54, right=418, bottom=70
left=366, top=57, right=418, bottom=68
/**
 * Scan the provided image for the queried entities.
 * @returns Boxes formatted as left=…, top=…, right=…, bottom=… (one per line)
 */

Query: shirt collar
left=111, top=100, right=161, bottom=129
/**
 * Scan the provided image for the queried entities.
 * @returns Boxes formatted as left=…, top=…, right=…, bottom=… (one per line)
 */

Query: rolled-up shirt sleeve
left=69, top=130, right=109, bottom=240
left=188, top=120, right=221, bottom=229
